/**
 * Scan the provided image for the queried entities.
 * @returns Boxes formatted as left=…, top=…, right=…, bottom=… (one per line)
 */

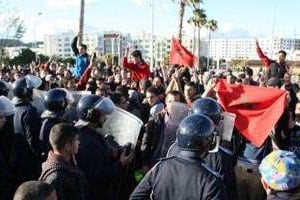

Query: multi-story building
left=44, top=31, right=100, bottom=58
left=130, top=33, right=194, bottom=66
left=200, top=37, right=300, bottom=61
left=43, top=31, right=194, bottom=66
left=43, top=31, right=131, bottom=61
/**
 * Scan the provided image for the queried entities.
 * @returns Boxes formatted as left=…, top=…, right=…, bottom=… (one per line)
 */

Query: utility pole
left=78, top=0, right=85, bottom=45
left=150, top=0, right=155, bottom=72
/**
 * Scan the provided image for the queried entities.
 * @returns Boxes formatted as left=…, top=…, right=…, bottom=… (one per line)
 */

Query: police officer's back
left=12, top=77, right=41, bottom=183
left=130, top=114, right=226, bottom=200
left=75, top=95, right=134, bottom=200
left=39, top=88, right=69, bottom=160
left=190, top=97, right=237, bottom=200
left=0, top=81, right=14, bottom=164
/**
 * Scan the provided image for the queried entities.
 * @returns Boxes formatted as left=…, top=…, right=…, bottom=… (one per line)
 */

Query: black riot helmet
left=44, top=88, right=68, bottom=112
left=0, top=80, right=9, bottom=96
left=12, top=77, right=33, bottom=99
left=76, top=94, right=115, bottom=123
left=177, top=114, right=216, bottom=153
left=191, top=97, right=222, bottom=125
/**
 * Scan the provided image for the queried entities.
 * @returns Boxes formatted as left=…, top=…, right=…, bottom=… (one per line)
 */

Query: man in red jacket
left=122, top=49, right=151, bottom=81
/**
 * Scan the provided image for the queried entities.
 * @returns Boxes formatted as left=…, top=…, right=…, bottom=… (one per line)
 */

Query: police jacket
left=130, top=151, right=227, bottom=200
left=76, top=126, right=123, bottom=200
left=14, top=100, right=41, bottom=156
left=13, top=100, right=41, bottom=183
left=0, top=114, right=14, bottom=163
left=266, top=191, right=300, bottom=200
left=39, top=110, right=63, bottom=159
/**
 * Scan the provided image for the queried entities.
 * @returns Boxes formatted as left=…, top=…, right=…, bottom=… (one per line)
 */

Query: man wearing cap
left=122, top=48, right=150, bottom=81
left=259, top=150, right=300, bottom=200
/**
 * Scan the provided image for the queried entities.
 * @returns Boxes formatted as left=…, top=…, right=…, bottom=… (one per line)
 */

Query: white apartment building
left=130, top=33, right=194, bottom=66
left=43, top=31, right=131, bottom=60
left=44, top=31, right=100, bottom=58
left=200, top=37, right=300, bottom=61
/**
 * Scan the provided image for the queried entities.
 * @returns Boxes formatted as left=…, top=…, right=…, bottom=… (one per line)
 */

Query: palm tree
left=205, top=19, right=218, bottom=69
left=172, top=0, right=202, bottom=43
left=188, top=8, right=207, bottom=69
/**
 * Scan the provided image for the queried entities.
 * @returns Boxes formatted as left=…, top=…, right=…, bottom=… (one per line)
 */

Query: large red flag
left=216, top=80, right=287, bottom=147
left=169, top=37, right=196, bottom=67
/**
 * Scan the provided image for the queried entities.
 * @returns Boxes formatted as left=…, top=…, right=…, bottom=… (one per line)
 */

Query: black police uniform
left=39, top=111, right=63, bottom=160
left=13, top=100, right=41, bottom=183
left=167, top=141, right=237, bottom=200
left=76, top=126, right=123, bottom=200
left=0, top=114, right=14, bottom=163
left=130, top=151, right=226, bottom=200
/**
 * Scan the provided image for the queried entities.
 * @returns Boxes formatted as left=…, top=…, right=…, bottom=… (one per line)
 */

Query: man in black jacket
left=130, top=114, right=226, bottom=200
left=12, top=77, right=41, bottom=184
left=39, top=88, right=69, bottom=161
left=39, top=123, right=87, bottom=200
left=75, top=95, right=134, bottom=200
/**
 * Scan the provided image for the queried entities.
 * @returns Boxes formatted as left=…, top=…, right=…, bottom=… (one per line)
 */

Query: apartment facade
left=200, top=37, right=300, bottom=61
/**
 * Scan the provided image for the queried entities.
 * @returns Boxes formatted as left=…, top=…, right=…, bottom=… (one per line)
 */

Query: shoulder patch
left=201, top=163, right=224, bottom=180
left=158, top=156, right=176, bottom=162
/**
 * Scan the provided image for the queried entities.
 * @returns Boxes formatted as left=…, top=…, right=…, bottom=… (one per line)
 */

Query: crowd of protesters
left=0, top=33, right=300, bottom=200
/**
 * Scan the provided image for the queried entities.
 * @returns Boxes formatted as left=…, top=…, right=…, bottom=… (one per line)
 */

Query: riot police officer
left=0, top=96, right=16, bottom=199
left=130, top=114, right=226, bottom=200
left=39, top=88, right=69, bottom=160
left=75, top=95, right=134, bottom=200
left=191, top=97, right=237, bottom=200
left=12, top=77, right=41, bottom=184
left=0, top=80, right=9, bottom=97
left=0, top=81, right=14, bottom=166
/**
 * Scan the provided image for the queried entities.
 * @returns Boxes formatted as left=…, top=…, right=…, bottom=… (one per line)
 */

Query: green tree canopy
left=9, top=48, right=35, bottom=65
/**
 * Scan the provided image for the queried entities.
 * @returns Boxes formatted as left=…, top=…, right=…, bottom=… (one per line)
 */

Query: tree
left=0, top=0, right=26, bottom=63
left=0, top=0, right=26, bottom=43
left=9, top=48, right=36, bottom=66
left=205, top=19, right=218, bottom=69
left=37, top=54, right=50, bottom=63
left=188, top=7, right=218, bottom=70
left=172, top=0, right=202, bottom=42
left=62, top=57, right=76, bottom=65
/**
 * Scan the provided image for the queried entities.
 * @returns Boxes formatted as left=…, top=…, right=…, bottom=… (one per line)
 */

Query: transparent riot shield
left=167, top=102, right=189, bottom=125
left=0, top=96, right=15, bottom=116
left=25, top=74, right=43, bottom=88
left=102, top=107, right=143, bottom=147
left=69, top=90, right=91, bottom=104
left=32, top=89, right=46, bottom=114
left=219, top=112, right=236, bottom=142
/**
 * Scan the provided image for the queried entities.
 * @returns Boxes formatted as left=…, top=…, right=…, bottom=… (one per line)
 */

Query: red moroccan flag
left=216, top=80, right=287, bottom=147
left=169, top=37, right=196, bottom=67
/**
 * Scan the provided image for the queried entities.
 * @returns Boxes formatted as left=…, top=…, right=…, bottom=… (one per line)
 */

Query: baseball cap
left=259, top=150, right=300, bottom=191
